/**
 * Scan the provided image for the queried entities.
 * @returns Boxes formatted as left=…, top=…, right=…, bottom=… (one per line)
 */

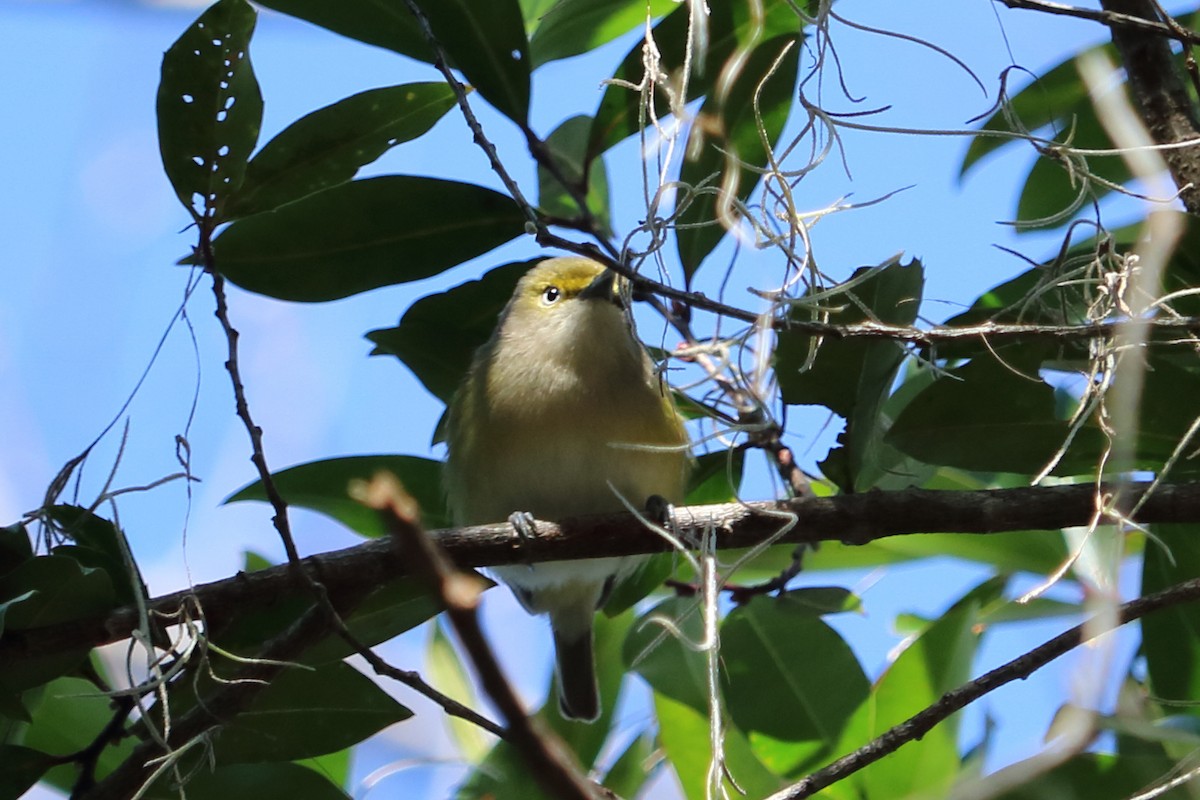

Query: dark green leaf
left=685, top=447, right=745, bottom=505
left=675, top=34, right=799, bottom=278
left=588, top=0, right=801, bottom=160
left=154, top=762, right=351, bottom=800
left=212, top=176, right=525, bottom=302
left=885, top=348, right=1078, bottom=474
left=201, top=577, right=441, bottom=669
left=723, top=596, right=868, bottom=746
left=529, top=0, right=676, bottom=66
left=0, top=524, right=32, bottom=578
left=0, top=745, right=56, bottom=800
left=257, top=0, right=530, bottom=123
left=623, top=596, right=708, bottom=713
left=157, top=0, right=261, bottom=218
left=602, top=553, right=670, bottom=616
left=367, top=260, right=533, bottom=403
left=211, top=661, right=411, bottom=762
left=19, top=677, right=137, bottom=793
left=778, top=258, right=924, bottom=491
left=1141, top=524, right=1200, bottom=714
left=777, top=586, right=862, bottom=615
left=227, top=453, right=449, bottom=534
left=45, top=505, right=141, bottom=606
left=226, top=83, right=457, bottom=218
left=0, top=555, right=115, bottom=630
left=537, top=115, right=611, bottom=236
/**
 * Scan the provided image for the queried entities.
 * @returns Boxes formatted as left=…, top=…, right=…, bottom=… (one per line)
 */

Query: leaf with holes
left=157, top=0, right=262, bottom=220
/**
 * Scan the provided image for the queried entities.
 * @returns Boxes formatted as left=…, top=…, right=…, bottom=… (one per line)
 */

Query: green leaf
left=295, top=749, right=353, bottom=791
left=832, top=577, right=1006, bottom=799
left=624, top=596, right=709, bottom=713
left=600, top=729, right=656, bottom=797
left=19, top=677, right=138, bottom=793
left=427, top=619, right=490, bottom=762
left=210, top=661, right=411, bottom=763
left=156, top=762, right=351, bottom=800
left=156, top=0, right=262, bottom=218
left=226, top=83, right=457, bottom=218
left=537, top=115, right=611, bottom=236
left=455, top=612, right=632, bottom=799
left=588, top=0, right=802, bottom=160
left=0, top=555, right=115, bottom=630
left=602, top=554, right=671, bottom=616
left=212, top=176, right=525, bottom=302
left=226, top=454, right=449, bottom=534
left=529, top=0, right=677, bottom=66
left=722, top=596, right=869, bottom=749
left=675, top=33, right=799, bottom=278
left=45, top=505, right=141, bottom=606
left=0, top=524, right=32, bottom=578
left=1141, top=524, right=1200, bottom=714
left=257, top=0, right=530, bottom=123
left=655, top=692, right=782, bottom=800
left=0, top=745, right=56, bottom=800
left=778, top=258, right=925, bottom=492
left=367, top=260, right=533, bottom=404
left=203, top=576, right=441, bottom=668
left=885, top=348, right=1077, bottom=474
left=685, top=447, right=745, bottom=505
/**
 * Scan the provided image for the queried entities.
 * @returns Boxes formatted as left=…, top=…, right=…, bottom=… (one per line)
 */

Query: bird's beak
left=579, top=269, right=624, bottom=307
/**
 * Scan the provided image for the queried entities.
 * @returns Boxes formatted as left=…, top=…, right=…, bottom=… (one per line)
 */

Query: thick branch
left=6, top=481, right=1200, bottom=665
left=1099, top=0, right=1200, bottom=213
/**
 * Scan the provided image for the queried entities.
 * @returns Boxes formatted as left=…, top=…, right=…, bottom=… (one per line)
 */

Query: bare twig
left=765, top=573, right=1200, bottom=800
left=998, top=0, right=1200, bottom=44
left=357, top=473, right=600, bottom=800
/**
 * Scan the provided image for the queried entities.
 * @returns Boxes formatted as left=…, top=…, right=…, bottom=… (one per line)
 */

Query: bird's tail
left=552, top=616, right=600, bottom=722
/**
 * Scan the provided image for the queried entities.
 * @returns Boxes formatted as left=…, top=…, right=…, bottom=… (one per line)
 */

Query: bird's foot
left=507, top=510, right=538, bottom=542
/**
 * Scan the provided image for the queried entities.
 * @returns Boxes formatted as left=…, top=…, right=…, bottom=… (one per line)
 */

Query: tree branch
left=767, top=572, right=1200, bottom=799
left=1099, top=0, right=1200, bottom=213
left=7, top=481, right=1200, bottom=666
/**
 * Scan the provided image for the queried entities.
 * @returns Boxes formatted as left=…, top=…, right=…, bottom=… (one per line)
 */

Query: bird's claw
left=508, top=511, right=538, bottom=542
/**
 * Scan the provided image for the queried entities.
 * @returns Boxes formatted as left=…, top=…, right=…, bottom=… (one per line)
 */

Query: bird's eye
left=541, top=285, right=561, bottom=305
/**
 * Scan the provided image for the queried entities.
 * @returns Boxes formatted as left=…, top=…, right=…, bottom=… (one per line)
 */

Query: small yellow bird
left=444, top=257, right=690, bottom=721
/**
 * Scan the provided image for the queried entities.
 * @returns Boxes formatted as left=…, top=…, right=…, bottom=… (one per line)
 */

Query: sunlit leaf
left=226, top=83, right=457, bottom=218
left=157, top=0, right=261, bottom=218
left=529, top=0, right=676, bottom=66
left=212, top=176, right=525, bottom=302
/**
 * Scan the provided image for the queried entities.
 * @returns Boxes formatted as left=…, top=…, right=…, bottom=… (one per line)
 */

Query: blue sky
left=0, top=0, right=1178, bottom=797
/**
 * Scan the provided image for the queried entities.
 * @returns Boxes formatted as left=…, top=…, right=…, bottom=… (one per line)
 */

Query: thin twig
left=997, top=0, right=1200, bottom=44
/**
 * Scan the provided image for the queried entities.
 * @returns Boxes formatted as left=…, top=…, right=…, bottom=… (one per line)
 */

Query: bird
left=444, top=256, right=690, bottom=721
